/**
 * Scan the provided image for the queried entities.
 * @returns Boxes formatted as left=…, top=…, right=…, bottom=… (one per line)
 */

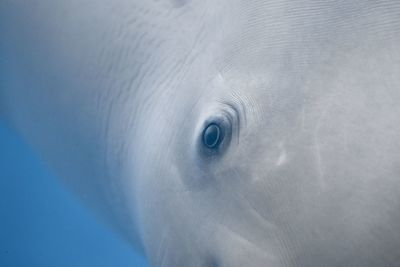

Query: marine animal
left=1, top=1, right=400, bottom=266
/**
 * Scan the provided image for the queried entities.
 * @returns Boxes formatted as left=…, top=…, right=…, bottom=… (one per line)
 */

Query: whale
left=1, top=1, right=400, bottom=266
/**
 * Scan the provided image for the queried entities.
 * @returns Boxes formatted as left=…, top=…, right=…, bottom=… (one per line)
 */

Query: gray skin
left=1, top=1, right=400, bottom=266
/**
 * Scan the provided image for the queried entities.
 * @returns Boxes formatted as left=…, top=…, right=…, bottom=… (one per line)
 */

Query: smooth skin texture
left=1, top=1, right=400, bottom=266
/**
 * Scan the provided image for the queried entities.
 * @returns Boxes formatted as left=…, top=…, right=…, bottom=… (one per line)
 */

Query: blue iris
left=202, top=123, right=222, bottom=149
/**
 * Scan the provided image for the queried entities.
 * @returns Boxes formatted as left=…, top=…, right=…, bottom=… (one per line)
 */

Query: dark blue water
left=0, top=122, right=149, bottom=267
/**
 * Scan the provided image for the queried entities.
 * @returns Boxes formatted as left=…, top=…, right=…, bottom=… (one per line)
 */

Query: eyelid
left=218, top=102, right=242, bottom=144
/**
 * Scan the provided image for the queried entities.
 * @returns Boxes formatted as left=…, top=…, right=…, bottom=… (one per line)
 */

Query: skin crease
left=1, top=0, right=400, bottom=266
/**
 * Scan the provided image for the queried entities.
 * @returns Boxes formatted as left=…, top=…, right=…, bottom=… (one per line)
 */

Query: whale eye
left=198, top=114, right=233, bottom=158
left=203, top=123, right=223, bottom=149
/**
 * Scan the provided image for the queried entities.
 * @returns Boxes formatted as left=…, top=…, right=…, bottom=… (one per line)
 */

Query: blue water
left=0, top=122, right=149, bottom=267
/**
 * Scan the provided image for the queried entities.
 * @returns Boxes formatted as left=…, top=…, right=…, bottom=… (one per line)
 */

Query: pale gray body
left=1, top=1, right=400, bottom=266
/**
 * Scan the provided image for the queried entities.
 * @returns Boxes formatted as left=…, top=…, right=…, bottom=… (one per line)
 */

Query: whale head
left=129, top=2, right=400, bottom=266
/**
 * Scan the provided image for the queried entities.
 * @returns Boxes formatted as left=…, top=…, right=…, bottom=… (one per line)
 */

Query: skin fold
left=1, top=1, right=400, bottom=266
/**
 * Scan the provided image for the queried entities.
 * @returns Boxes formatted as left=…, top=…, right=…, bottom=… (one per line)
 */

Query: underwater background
left=0, top=122, right=149, bottom=267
